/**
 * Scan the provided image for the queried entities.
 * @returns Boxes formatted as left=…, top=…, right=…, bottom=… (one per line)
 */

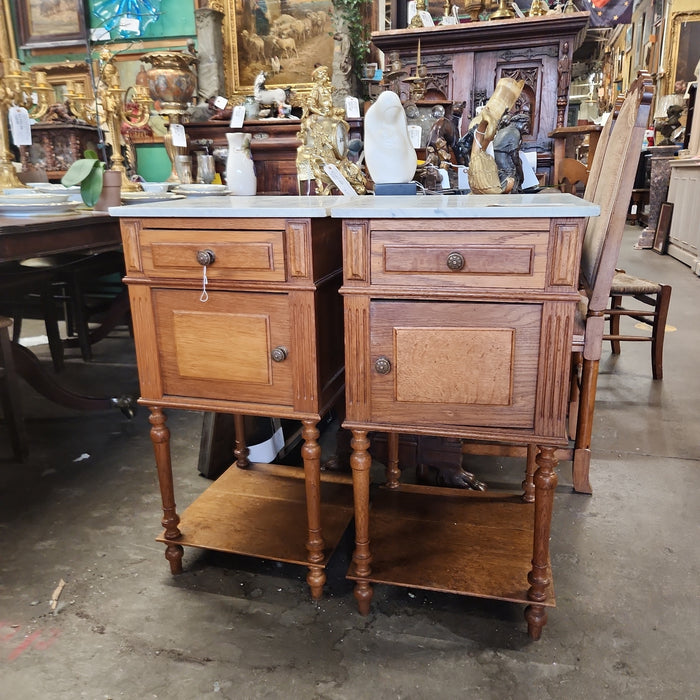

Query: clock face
left=334, top=121, right=349, bottom=159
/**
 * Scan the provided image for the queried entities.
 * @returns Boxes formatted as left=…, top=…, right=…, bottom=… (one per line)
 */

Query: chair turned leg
left=651, top=285, right=671, bottom=380
left=572, top=357, right=598, bottom=495
left=0, top=318, right=29, bottom=461
left=609, top=295, right=622, bottom=355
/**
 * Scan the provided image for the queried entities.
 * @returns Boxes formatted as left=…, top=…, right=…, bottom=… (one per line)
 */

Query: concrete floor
left=1, top=226, right=698, bottom=699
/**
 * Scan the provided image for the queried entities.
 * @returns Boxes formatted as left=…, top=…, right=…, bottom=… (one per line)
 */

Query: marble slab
left=329, top=193, right=600, bottom=219
left=109, top=195, right=344, bottom=218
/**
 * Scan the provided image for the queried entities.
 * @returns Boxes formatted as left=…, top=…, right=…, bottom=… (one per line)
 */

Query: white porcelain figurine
left=364, top=91, right=417, bottom=184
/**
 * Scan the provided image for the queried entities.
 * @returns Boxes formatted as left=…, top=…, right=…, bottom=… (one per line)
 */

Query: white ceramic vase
left=225, top=132, right=257, bottom=195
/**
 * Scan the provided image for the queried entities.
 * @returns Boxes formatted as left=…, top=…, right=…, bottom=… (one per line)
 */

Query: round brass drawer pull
left=196, top=249, right=216, bottom=266
left=271, top=346, right=288, bottom=362
left=374, top=356, right=392, bottom=375
left=446, top=251, right=465, bottom=271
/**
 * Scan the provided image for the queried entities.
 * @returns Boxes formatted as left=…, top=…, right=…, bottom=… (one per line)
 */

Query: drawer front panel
left=140, top=228, right=286, bottom=282
left=371, top=229, right=549, bottom=289
left=152, top=289, right=293, bottom=405
left=369, top=300, right=541, bottom=429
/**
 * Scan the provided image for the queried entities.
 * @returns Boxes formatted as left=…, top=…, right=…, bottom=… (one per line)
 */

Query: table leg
left=350, top=429, right=373, bottom=614
left=149, top=406, right=183, bottom=574
left=525, top=444, right=558, bottom=640
left=385, top=432, right=400, bottom=488
left=301, top=419, right=325, bottom=599
left=233, top=414, right=250, bottom=468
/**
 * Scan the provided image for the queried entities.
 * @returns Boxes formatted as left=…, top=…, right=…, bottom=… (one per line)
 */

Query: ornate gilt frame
left=667, top=11, right=700, bottom=94
left=221, top=0, right=330, bottom=98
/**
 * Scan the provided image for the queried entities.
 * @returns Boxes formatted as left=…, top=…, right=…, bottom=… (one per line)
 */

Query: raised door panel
left=152, top=289, right=294, bottom=406
left=368, top=300, right=541, bottom=429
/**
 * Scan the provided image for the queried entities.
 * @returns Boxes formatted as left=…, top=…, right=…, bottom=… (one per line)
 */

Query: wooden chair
left=605, top=270, right=671, bottom=380
left=557, top=157, right=589, bottom=196
left=457, top=74, right=654, bottom=496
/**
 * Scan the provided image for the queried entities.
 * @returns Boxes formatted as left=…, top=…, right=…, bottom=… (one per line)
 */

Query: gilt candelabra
left=66, top=48, right=151, bottom=191
left=0, top=57, right=53, bottom=189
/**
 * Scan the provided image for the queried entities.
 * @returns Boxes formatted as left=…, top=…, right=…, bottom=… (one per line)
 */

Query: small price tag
left=322, top=163, right=358, bottom=197
left=170, top=123, right=187, bottom=148
left=90, top=27, right=110, bottom=41
left=229, top=105, right=246, bottom=128
left=344, top=96, right=360, bottom=119
left=9, top=106, right=32, bottom=146
left=418, top=11, right=434, bottom=26
left=407, top=125, right=422, bottom=149
left=457, top=166, right=469, bottom=191
left=119, top=16, right=140, bottom=34
left=213, top=95, right=229, bottom=110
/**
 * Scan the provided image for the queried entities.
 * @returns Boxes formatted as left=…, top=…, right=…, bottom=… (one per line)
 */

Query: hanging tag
left=322, top=163, right=358, bottom=197
left=407, top=125, right=422, bottom=149
left=170, top=123, right=187, bottom=148
left=200, top=265, right=209, bottom=303
left=9, top=107, right=32, bottom=146
left=230, top=105, right=246, bottom=128
left=213, top=95, right=229, bottom=110
left=119, top=16, right=141, bottom=35
left=457, top=166, right=470, bottom=191
left=344, top=96, right=360, bottom=119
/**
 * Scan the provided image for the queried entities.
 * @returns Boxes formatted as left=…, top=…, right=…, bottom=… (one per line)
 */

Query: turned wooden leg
left=149, top=407, right=183, bottom=574
left=233, top=414, right=250, bottom=468
left=525, top=445, right=558, bottom=640
left=385, top=432, right=400, bottom=488
left=350, top=429, right=373, bottom=615
left=301, top=419, right=325, bottom=599
left=521, top=444, right=537, bottom=503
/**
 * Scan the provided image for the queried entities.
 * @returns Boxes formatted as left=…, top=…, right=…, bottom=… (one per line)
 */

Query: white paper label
left=322, top=163, right=358, bottom=197
left=119, top=17, right=140, bottom=34
left=170, top=123, right=187, bottom=148
left=457, top=166, right=469, bottom=191
left=9, top=106, right=32, bottom=146
left=407, top=124, right=422, bottom=149
left=214, top=95, right=229, bottom=110
left=230, top=105, right=246, bottom=128
left=345, top=96, right=360, bottom=119
left=418, top=11, right=434, bottom=26
left=90, top=27, right=110, bottom=41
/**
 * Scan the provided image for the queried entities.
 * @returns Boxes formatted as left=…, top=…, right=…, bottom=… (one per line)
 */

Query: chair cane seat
left=611, top=271, right=662, bottom=295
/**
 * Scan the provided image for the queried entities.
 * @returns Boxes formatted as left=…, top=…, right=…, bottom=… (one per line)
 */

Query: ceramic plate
left=172, top=184, right=228, bottom=196
left=120, top=192, right=186, bottom=204
left=0, top=201, right=80, bottom=217
left=0, top=192, right=71, bottom=205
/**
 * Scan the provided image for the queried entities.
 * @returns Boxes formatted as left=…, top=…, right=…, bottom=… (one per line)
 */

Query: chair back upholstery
left=578, top=73, right=653, bottom=359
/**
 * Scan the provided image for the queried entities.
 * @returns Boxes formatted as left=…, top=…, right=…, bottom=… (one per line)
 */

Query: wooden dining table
left=0, top=209, right=135, bottom=414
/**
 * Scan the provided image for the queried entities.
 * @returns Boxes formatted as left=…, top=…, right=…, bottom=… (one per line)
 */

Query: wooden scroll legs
left=148, top=407, right=327, bottom=599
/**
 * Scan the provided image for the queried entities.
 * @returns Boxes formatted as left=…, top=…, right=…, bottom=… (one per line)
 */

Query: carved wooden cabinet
left=371, top=13, right=590, bottom=183
left=334, top=193, right=597, bottom=639
left=115, top=198, right=351, bottom=598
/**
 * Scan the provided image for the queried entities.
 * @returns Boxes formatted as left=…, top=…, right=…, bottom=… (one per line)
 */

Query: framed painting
left=668, top=12, right=700, bottom=92
left=31, top=62, right=94, bottom=104
left=222, top=0, right=335, bottom=97
left=653, top=202, right=673, bottom=255
left=15, top=0, right=87, bottom=49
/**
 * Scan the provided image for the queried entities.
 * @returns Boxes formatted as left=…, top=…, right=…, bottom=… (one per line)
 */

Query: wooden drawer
left=367, top=300, right=541, bottom=429
left=370, top=224, right=550, bottom=290
left=152, top=288, right=294, bottom=406
left=139, top=227, right=286, bottom=283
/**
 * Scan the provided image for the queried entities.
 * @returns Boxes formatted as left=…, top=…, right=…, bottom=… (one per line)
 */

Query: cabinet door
left=369, top=300, right=541, bottom=429
left=152, top=289, right=294, bottom=406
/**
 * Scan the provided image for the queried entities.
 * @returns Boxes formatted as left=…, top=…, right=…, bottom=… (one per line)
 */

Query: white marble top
left=109, top=195, right=344, bottom=218
left=329, top=193, right=600, bottom=218
left=109, top=192, right=600, bottom=219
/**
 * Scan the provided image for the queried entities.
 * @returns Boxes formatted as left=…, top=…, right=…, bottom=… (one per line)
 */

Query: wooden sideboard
left=116, top=199, right=352, bottom=598
left=334, top=193, right=598, bottom=639
left=371, top=12, right=590, bottom=183
left=666, top=158, right=700, bottom=275
left=184, top=119, right=363, bottom=195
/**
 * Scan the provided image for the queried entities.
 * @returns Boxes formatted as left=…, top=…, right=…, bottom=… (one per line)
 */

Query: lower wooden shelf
left=347, top=484, right=555, bottom=607
left=157, top=462, right=354, bottom=567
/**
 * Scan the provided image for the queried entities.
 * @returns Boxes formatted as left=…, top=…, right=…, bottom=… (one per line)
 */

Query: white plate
left=0, top=201, right=80, bottom=217
left=0, top=192, right=70, bottom=204
left=173, top=184, right=228, bottom=194
left=172, top=187, right=231, bottom=197
left=120, top=192, right=186, bottom=204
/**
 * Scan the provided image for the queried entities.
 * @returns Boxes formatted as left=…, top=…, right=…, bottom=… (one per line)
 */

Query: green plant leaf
left=80, top=163, right=105, bottom=208
left=61, top=158, right=100, bottom=187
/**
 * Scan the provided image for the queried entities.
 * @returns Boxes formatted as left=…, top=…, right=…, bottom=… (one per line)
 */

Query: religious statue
left=493, top=112, right=530, bottom=193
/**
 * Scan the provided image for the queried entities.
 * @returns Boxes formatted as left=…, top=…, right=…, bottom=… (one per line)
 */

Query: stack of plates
left=0, top=190, right=80, bottom=217
left=172, top=184, right=230, bottom=197
left=120, top=192, right=186, bottom=205
left=26, top=183, right=83, bottom=202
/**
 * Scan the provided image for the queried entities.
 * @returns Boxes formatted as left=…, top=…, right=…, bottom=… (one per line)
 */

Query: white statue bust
left=364, top=91, right=418, bottom=184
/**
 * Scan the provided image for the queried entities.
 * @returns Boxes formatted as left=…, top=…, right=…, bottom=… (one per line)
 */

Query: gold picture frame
left=30, top=62, right=94, bottom=105
left=222, top=0, right=335, bottom=98
left=667, top=11, right=700, bottom=92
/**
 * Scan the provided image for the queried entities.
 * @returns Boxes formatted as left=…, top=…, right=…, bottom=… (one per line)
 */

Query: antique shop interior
left=1, top=0, right=699, bottom=697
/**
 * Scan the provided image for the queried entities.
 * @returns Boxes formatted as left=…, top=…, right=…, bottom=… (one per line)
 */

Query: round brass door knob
left=271, top=346, right=288, bottom=362
left=446, top=252, right=465, bottom=270
left=374, top=356, right=392, bottom=374
left=196, top=249, right=216, bottom=266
